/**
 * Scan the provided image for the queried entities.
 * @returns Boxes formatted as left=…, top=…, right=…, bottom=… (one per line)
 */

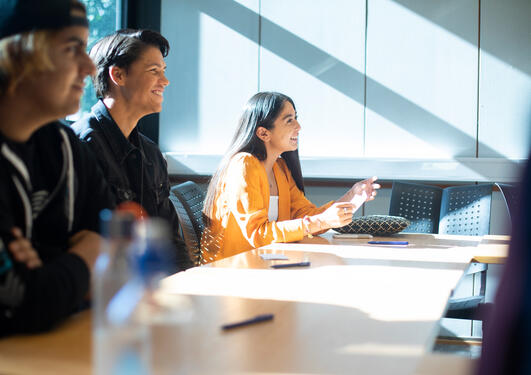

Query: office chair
left=388, top=181, right=443, bottom=233
left=438, top=184, right=493, bottom=324
left=170, top=181, right=205, bottom=266
left=390, top=182, right=494, bottom=327
left=439, top=184, right=493, bottom=236
left=495, top=182, right=520, bottom=223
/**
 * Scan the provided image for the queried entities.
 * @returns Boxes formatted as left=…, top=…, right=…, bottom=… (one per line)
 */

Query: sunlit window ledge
left=164, top=152, right=526, bottom=183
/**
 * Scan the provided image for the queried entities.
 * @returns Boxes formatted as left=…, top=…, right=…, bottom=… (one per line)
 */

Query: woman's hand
left=337, top=176, right=380, bottom=209
left=307, top=202, right=356, bottom=233
left=7, top=227, right=42, bottom=269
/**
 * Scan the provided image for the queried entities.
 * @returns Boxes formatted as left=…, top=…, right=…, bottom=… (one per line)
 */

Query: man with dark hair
left=72, top=29, right=192, bottom=270
left=0, top=0, right=114, bottom=335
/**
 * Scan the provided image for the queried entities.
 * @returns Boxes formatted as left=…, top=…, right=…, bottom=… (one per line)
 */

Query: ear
left=108, top=65, right=126, bottom=86
left=255, top=126, right=270, bottom=142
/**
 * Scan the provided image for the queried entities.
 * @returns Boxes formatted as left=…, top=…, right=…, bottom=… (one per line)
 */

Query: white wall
left=478, top=0, right=531, bottom=159
left=366, top=0, right=478, bottom=159
left=259, top=0, right=366, bottom=158
left=160, top=0, right=260, bottom=155
left=161, top=0, right=530, bottom=183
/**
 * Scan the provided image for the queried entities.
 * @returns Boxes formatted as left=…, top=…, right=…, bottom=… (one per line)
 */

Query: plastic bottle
left=92, top=210, right=150, bottom=375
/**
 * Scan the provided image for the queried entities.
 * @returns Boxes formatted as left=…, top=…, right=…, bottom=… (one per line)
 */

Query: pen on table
left=367, top=241, right=409, bottom=245
left=221, top=314, right=274, bottom=330
left=270, top=261, right=311, bottom=269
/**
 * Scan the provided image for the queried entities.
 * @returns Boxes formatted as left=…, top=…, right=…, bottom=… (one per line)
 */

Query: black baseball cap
left=0, top=0, right=89, bottom=39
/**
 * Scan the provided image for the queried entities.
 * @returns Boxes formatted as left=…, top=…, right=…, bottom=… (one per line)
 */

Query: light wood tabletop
left=0, top=310, right=92, bottom=375
left=0, top=232, right=506, bottom=374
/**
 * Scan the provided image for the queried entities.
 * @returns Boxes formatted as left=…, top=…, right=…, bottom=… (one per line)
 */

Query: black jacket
left=0, top=123, right=114, bottom=335
left=72, top=100, right=192, bottom=270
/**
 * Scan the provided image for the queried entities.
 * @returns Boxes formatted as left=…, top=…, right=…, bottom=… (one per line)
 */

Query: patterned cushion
left=333, top=215, right=410, bottom=235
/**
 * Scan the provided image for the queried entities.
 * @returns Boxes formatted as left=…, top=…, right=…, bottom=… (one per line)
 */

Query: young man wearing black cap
left=0, top=0, right=114, bottom=335
left=72, top=30, right=193, bottom=270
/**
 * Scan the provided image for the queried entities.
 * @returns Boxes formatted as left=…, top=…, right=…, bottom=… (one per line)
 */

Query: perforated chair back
left=389, top=182, right=443, bottom=233
left=170, top=181, right=205, bottom=266
left=439, top=184, right=493, bottom=236
left=495, top=183, right=520, bottom=222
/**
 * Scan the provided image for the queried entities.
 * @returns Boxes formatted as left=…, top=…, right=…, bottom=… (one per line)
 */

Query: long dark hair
left=203, top=92, right=305, bottom=224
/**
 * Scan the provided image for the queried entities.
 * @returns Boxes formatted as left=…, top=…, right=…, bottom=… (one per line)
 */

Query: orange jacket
left=201, top=153, right=333, bottom=263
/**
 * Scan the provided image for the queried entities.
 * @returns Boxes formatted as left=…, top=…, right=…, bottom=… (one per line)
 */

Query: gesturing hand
left=337, top=176, right=380, bottom=209
left=8, top=227, right=42, bottom=269
left=314, top=202, right=356, bottom=231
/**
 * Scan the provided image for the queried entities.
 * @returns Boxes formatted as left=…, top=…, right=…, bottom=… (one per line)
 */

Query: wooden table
left=0, top=233, right=508, bottom=374
left=0, top=310, right=478, bottom=375
left=0, top=310, right=92, bottom=375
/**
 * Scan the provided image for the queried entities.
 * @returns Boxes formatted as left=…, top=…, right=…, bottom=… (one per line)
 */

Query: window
left=69, top=0, right=119, bottom=120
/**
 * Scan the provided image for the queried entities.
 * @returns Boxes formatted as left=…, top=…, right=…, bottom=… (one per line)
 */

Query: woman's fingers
left=336, top=203, right=355, bottom=226
left=338, top=209, right=353, bottom=220
left=319, top=203, right=356, bottom=228
left=360, top=180, right=380, bottom=200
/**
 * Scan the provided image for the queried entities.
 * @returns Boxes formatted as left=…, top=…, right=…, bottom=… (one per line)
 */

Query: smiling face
left=117, top=45, right=169, bottom=116
left=16, top=26, right=95, bottom=119
left=262, top=100, right=301, bottom=156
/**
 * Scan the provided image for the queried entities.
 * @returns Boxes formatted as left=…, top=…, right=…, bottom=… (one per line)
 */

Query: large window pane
left=70, top=0, right=118, bottom=120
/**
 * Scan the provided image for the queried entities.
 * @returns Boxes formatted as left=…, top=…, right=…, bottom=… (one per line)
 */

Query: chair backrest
left=439, top=184, right=493, bottom=236
left=389, top=182, right=443, bottom=233
left=170, top=181, right=205, bottom=266
left=495, top=183, right=520, bottom=222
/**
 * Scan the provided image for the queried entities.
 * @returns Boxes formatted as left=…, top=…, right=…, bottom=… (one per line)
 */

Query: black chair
left=388, top=181, right=442, bottom=233
left=439, top=184, right=493, bottom=236
left=170, top=181, right=205, bottom=266
left=390, top=182, right=494, bottom=328
left=438, top=184, right=493, bottom=328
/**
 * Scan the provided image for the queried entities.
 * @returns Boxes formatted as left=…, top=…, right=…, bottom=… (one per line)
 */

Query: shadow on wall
left=394, top=0, right=531, bottom=78
left=162, top=0, right=527, bottom=175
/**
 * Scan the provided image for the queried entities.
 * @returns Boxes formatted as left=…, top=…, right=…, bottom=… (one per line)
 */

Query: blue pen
left=271, top=261, right=311, bottom=269
left=368, top=241, right=409, bottom=245
left=221, top=314, right=274, bottom=330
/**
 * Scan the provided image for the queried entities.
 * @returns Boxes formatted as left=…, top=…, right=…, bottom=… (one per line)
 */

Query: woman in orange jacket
left=201, top=92, right=379, bottom=263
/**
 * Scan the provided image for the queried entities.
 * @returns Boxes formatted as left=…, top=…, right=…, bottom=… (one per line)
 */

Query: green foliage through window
left=75, top=0, right=118, bottom=118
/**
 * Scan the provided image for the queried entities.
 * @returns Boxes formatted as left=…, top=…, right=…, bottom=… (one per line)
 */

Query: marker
left=368, top=241, right=409, bottom=245
left=271, top=261, right=311, bottom=269
left=221, top=314, right=274, bottom=330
